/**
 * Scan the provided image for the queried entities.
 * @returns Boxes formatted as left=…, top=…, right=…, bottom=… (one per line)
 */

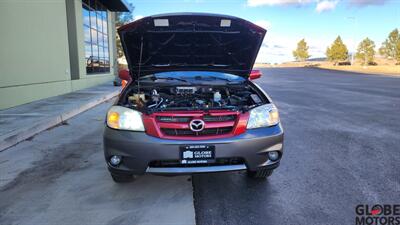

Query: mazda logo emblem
left=189, top=119, right=205, bottom=132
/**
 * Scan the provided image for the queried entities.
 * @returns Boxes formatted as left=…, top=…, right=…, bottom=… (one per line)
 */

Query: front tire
left=110, top=173, right=134, bottom=183
left=247, top=168, right=273, bottom=179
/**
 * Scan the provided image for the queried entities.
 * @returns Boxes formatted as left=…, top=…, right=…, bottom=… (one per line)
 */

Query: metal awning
left=99, top=0, right=131, bottom=12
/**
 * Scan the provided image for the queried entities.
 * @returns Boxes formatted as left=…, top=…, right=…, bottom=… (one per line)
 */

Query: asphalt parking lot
left=1, top=67, right=399, bottom=225
left=195, top=67, right=400, bottom=225
left=0, top=102, right=195, bottom=225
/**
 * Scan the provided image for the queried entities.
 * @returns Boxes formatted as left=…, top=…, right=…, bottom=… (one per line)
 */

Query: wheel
left=247, top=168, right=273, bottom=179
left=110, top=173, right=134, bottom=183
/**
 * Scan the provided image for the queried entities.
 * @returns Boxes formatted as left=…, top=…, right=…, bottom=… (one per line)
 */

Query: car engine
left=123, top=85, right=265, bottom=112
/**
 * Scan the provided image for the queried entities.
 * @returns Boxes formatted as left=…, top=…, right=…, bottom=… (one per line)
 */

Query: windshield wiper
left=149, top=76, right=190, bottom=83
left=195, top=76, right=241, bottom=84
left=194, top=76, right=228, bottom=81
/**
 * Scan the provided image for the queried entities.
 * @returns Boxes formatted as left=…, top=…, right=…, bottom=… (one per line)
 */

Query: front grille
left=152, top=111, right=240, bottom=138
left=161, top=127, right=233, bottom=136
left=149, top=157, right=245, bottom=168
left=157, top=115, right=236, bottom=123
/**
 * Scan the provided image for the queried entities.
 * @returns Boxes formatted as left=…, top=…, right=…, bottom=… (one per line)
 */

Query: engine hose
left=155, top=98, right=164, bottom=108
left=148, top=103, right=157, bottom=108
left=148, top=98, right=164, bottom=108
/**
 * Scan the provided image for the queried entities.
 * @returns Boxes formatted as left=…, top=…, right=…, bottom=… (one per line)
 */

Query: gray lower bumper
left=103, top=124, right=284, bottom=175
left=146, top=164, right=247, bottom=174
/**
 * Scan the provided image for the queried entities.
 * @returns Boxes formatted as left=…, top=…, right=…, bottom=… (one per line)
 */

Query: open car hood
left=118, top=13, right=266, bottom=79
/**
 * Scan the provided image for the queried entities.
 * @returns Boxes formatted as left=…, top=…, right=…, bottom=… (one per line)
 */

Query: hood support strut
left=137, top=36, right=144, bottom=93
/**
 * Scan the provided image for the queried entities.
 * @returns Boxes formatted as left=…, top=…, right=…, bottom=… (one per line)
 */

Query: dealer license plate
left=180, top=145, right=215, bottom=164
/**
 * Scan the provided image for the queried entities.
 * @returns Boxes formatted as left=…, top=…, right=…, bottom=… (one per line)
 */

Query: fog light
left=268, top=151, right=279, bottom=161
left=110, top=155, right=122, bottom=166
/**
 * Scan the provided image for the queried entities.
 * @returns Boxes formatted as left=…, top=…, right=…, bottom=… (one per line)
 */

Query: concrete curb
left=0, top=90, right=119, bottom=152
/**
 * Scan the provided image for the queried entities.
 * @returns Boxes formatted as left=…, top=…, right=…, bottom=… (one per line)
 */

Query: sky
left=126, top=0, right=400, bottom=63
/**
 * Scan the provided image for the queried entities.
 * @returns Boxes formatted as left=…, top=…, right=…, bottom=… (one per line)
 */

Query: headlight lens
left=247, top=104, right=280, bottom=129
left=106, top=106, right=145, bottom=131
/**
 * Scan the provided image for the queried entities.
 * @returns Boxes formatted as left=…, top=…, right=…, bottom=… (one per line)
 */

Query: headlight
left=106, top=106, right=145, bottom=131
left=247, top=104, right=280, bottom=129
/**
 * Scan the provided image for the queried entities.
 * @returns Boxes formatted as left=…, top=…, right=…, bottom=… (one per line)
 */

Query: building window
left=82, top=0, right=110, bottom=74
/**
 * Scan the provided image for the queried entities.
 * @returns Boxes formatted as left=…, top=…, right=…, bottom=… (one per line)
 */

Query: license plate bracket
left=180, top=145, right=215, bottom=164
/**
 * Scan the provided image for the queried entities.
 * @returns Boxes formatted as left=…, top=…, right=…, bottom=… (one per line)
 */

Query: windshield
left=141, top=71, right=246, bottom=83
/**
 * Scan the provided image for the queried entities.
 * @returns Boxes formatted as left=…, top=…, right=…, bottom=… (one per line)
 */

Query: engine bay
left=121, top=84, right=267, bottom=113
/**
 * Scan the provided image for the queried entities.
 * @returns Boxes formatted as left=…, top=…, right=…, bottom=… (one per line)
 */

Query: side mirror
left=249, top=69, right=262, bottom=80
left=118, top=69, right=131, bottom=81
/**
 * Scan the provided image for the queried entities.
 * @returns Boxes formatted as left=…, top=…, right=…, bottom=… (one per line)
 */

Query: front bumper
left=103, top=124, right=284, bottom=175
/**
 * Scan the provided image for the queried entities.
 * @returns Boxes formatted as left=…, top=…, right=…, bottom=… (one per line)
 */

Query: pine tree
left=326, top=36, right=348, bottom=65
left=293, top=39, right=310, bottom=61
left=116, top=4, right=135, bottom=58
left=396, top=41, right=400, bottom=64
left=379, top=29, right=399, bottom=61
left=356, top=38, right=376, bottom=65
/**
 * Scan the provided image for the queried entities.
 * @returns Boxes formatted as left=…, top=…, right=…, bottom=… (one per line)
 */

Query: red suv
left=104, top=13, right=284, bottom=183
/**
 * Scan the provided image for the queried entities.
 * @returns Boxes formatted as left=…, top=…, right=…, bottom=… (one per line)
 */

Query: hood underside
left=118, top=13, right=266, bottom=79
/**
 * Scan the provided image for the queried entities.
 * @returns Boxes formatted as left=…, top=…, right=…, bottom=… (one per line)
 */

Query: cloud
left=247, top=0, right=388, bottom=9
left=348, top=0, right=388, bottom=7
left=256, top=34, right=332, bottom=63
left=254, top=20, right=272, bottom=29
left=255, top=34, right=298, bottom=63
left=247, top=0, right=313, bottom=7
left=316, top=0, right=338, bottom=13
left=134, top=15, right=144, bottom=21
left=247, top=0, right=338, bottom=13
